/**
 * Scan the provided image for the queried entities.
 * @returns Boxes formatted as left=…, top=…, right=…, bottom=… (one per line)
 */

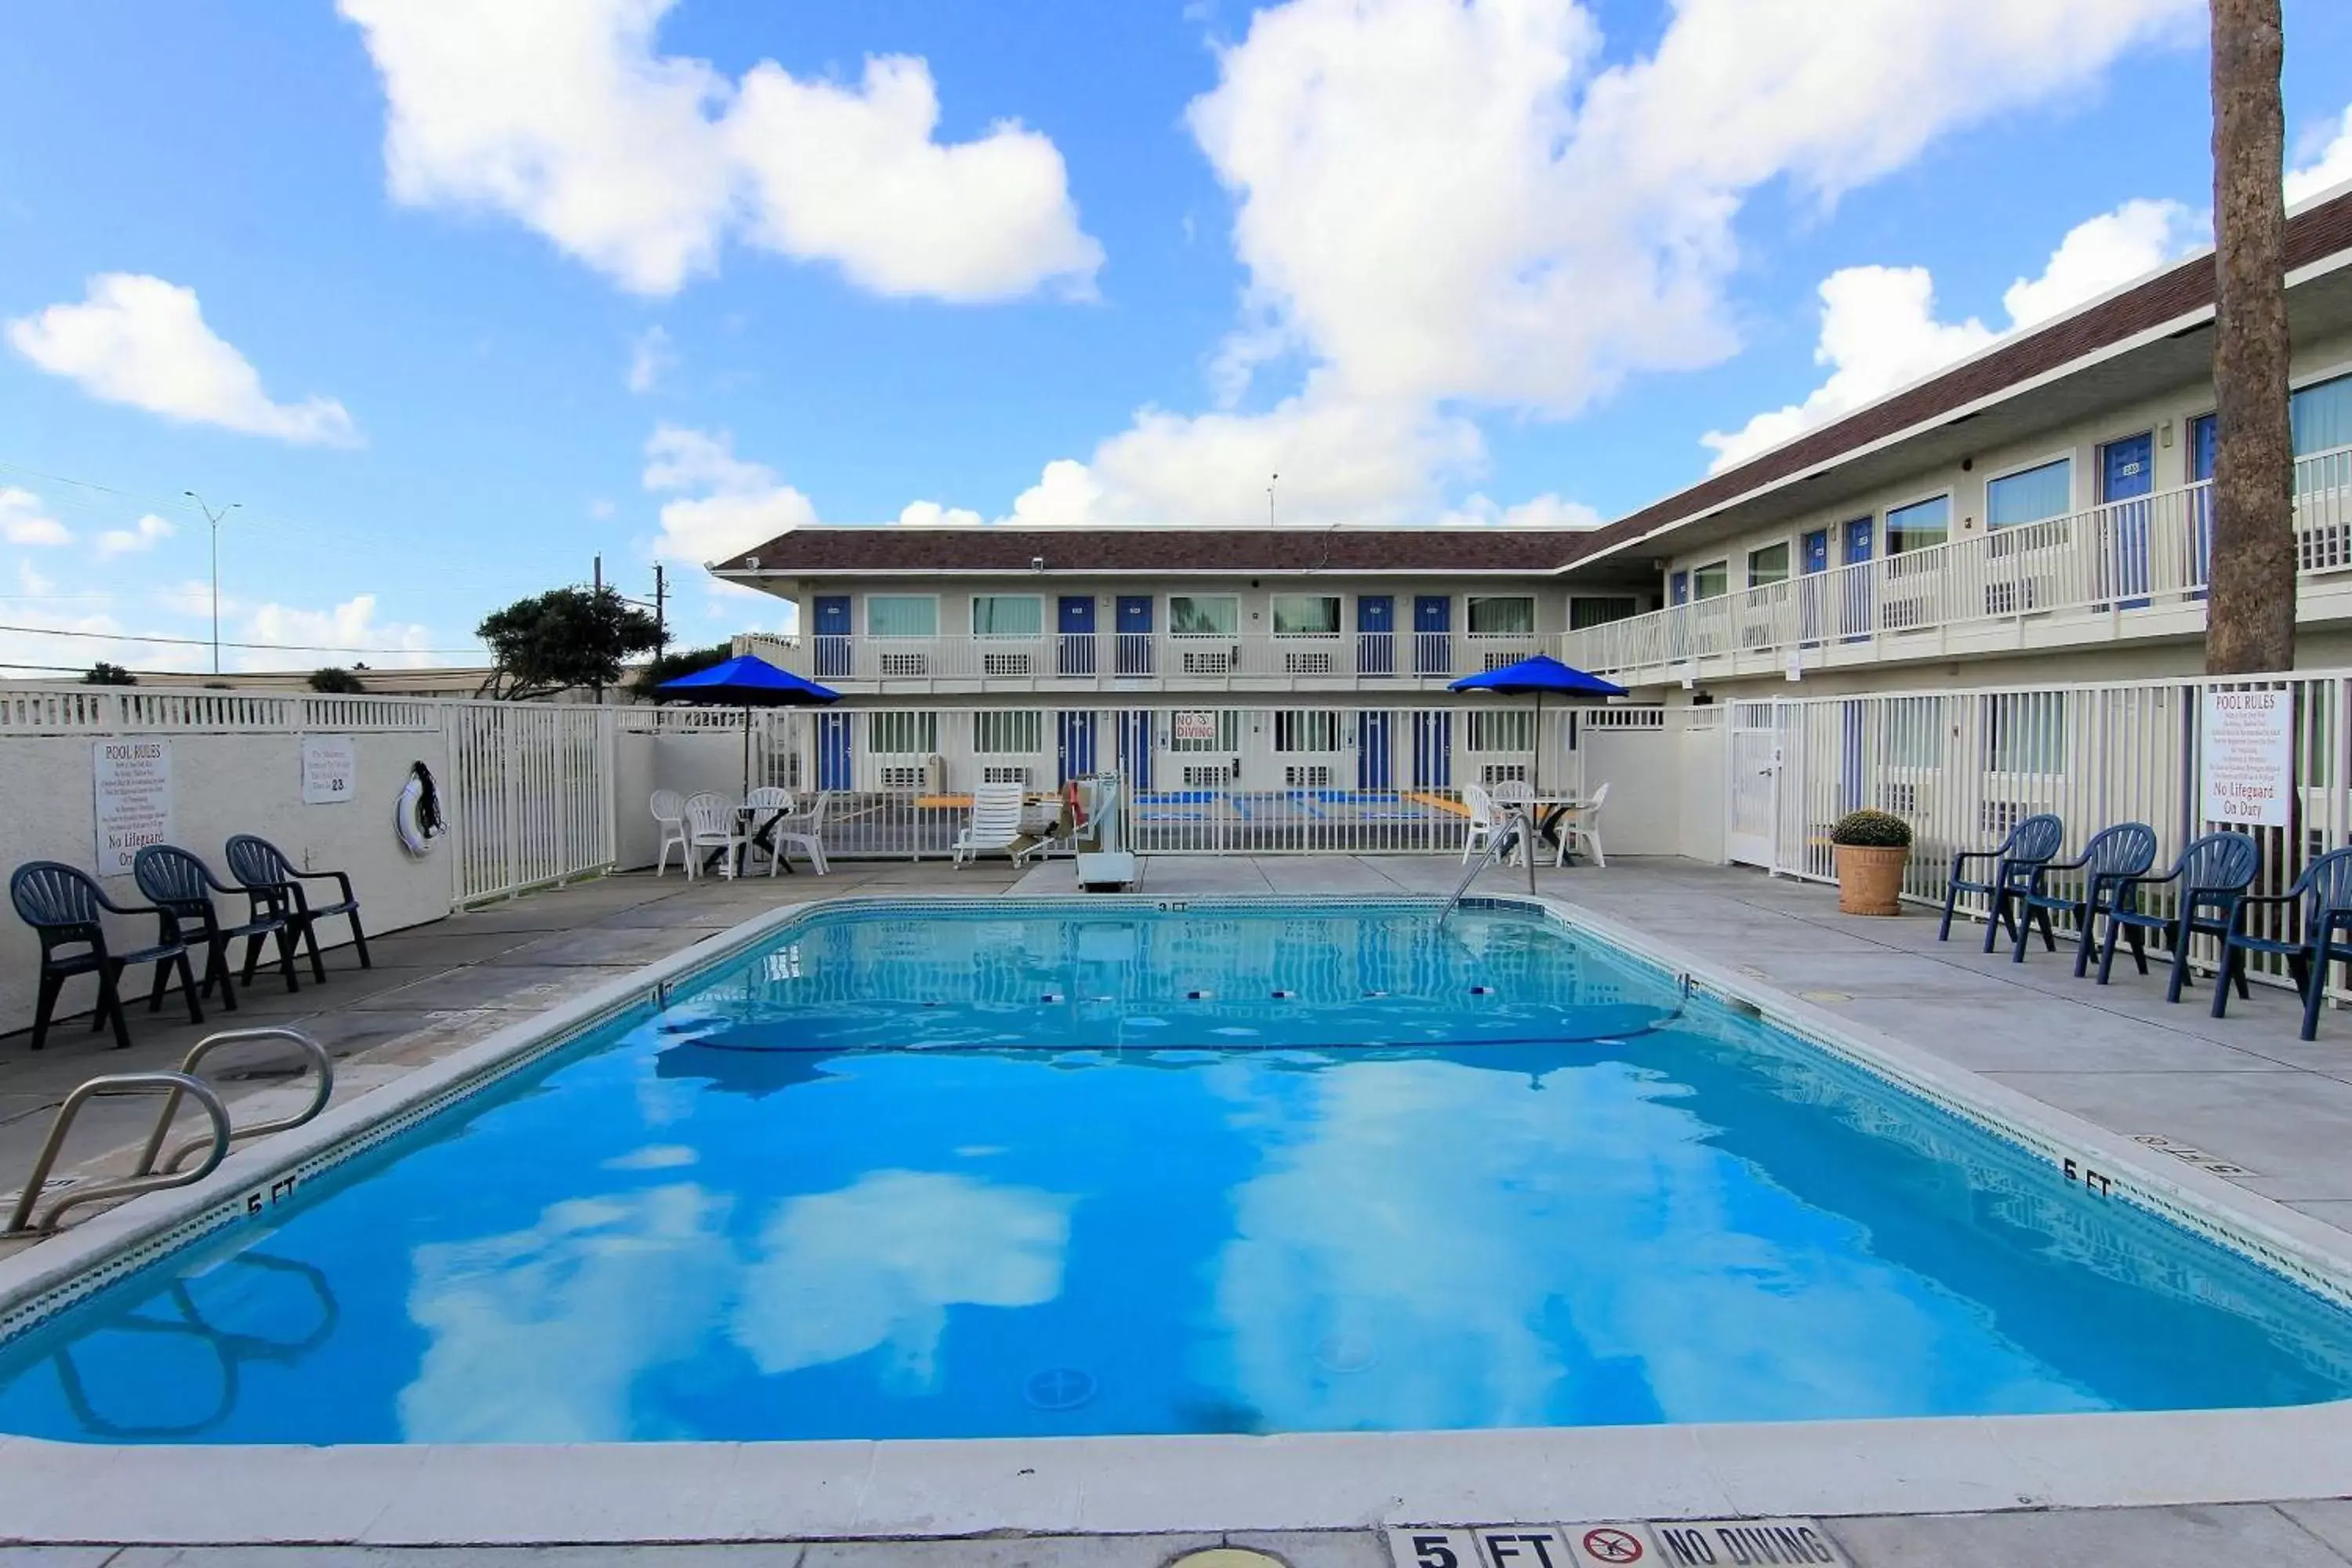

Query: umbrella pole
left=742, top=708, right=753, bottom=797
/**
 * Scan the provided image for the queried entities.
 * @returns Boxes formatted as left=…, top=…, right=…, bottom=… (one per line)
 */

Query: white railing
left=444, top=705, right=617, bottom=906
left=0, top=684, right=445, bottom=735
left=1568, top=445, right=2352, bottom=680
left=737, top=630, right=1559, bottom=688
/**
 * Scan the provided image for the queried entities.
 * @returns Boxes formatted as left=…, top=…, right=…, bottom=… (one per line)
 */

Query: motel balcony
left=1563, top=446, right=2352, bottom=688
left=729, top=630, right=1577, bottom=693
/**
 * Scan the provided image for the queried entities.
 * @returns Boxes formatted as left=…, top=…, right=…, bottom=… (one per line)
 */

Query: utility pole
left=1268, top=473, right=1279, bottom=528
left=592, top=555, right=604, bottom=704
left=183, top=492, right=238, bottom=676
left=653, top=563, right=667, bottom=653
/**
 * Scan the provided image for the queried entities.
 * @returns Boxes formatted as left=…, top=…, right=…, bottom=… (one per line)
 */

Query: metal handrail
left=1440, top=806, right=1538, bottom=922
left=135, top=1026, right=334, bottom=1177
left=4, top=1073, right=232, bottom=1236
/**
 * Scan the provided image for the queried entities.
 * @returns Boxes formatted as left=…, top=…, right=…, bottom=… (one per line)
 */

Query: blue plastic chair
left=1937, top=812, right=2065, bottom=952
left=2010, top=822, right=2159, bottom=975
left=9, top=860, right=202, bottom=1051
left=2211, top=846, right=2352, bottom=1038
left=2096, top=832, right=2262, bottom=1002
left=133, top=844, right=301, bottom=1012
left=223, top=834, right=372, bottom=982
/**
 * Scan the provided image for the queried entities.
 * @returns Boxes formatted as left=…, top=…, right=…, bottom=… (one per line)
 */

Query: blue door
left=1413, top=595, right=1451, bottom=676
left=1841, top=517, right=1875, bottom=640
left=1358, top=710, right=1393, bottom=790
left=1058, top=595, right=1097, bottom=677
left=817, top=711, right=852, bottom=791
left=814, top=596, right=851, bottom=680
left=2102, top=432, right=2154, bottom=608
left=1116, top=595, right=1153, bottom=676
left=1800, top=528, right=1829, bottom=643
left=1840, top=701, right=1864, bottom=812
left=1412, top=711, right=1451, bottom=789
left=1357, top=595, right=1395, bottom=677
left=1117, top=710, right=1152, bottom=790
left=1669, top=571, right=1689, bottom=605
left=2190, top=414, right=2218, bottom=599
left=1057, top=710, right=1096, bottom=786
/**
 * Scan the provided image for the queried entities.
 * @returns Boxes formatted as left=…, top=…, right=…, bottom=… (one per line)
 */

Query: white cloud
left=1435, top=492, right=1605, bottom=529
left=339, top=0, right=1100, bottom=301
left=5, top=274, right=359, bottom=446
left=896, top=500, right=984, bottom=528
left=2287, top=103, right=2352, bottom=206
left=0, top=488, right=72, bottom=546
left=1701, top=198, right=2202, bottom=473
left=233, top=593, right=440, bottom=671
left=626, top=325, right=675, bottom=393
left=641, top=423, right=817, bottom=565
left=95, top=513, right=176, bottom=558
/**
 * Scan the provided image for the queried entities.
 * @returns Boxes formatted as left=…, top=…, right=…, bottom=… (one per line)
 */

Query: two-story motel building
left=716, top=187, right=2352, bottom=806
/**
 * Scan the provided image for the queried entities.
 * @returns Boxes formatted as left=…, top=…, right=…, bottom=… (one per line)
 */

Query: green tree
left=82, top=662, right=136, bottom=686
left=307, top=666, right=366, bottom=694
left=631, top=640, right=734, bottom=698
left=476, top=585, right=663, bottom=701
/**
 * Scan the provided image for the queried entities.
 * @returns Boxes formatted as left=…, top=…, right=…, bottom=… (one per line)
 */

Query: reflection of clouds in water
left=603, top=1144, right=697, bottom=1171
left=1213, top=1058, right=2092, bottom=1430
left=733, top=1170, right=1072, bottom=1391
left=400, top=1184, right=729, bottom=1441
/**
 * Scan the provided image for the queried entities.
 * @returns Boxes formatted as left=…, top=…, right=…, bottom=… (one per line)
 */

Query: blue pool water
left=2, top=899, right=2350, bottom=1443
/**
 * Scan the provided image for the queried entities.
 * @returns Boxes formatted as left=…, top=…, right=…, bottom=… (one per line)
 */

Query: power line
left=0, top=621, right=485, bottom=655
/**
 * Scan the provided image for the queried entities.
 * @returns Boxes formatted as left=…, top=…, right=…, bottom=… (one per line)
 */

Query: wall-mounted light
left=2161, top=419, right=2176, bottom=448
left=1031, top=556, right=1046, bottom=572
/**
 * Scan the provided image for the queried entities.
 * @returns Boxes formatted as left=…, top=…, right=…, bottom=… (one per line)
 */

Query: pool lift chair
left=1069, top=774, right=1135, bottom=892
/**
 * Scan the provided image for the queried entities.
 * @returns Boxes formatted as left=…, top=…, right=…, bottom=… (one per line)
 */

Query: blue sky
left=2, top=0, right=2350, bottom=672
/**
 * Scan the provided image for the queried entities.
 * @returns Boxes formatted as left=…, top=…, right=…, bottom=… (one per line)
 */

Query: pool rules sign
left=93, top=738, right=174, bottom=875
left=2201, top=688, right=2292, bottom=828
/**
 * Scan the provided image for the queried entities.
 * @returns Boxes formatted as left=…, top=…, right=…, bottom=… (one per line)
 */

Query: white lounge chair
left=651, top=789, right=689, bottom=877
left=1554, top=781, right=1611, bottom=868
left=761, top=791, right=831, bottom=877
left=953, top=782, right=1028, bottom=867
left=682, top=792, right=745, bottom=880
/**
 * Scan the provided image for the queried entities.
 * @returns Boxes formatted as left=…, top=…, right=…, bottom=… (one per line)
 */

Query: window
left=974, top=710, right=1044, bottom=753
left=1885, top=495, right=1950, bottom=554
left=1693, top=561, right=1730, bottom=600
left=1466, top=596, right=1535, bottom=635
left=1748, top=543, right=1790, bottom=587
left=1987, top=459, right=2072, bottom=529
left=1170, top=710, right=1241, bottom=751
left=866, top=596, right=937, bottom=637
left=970, top=595, right=1043, bottom=637
left=2292, top=371, right=2352, bottom=456
left=869, top=711, right=938, bottom=753
left=1570, top=596, right=1639, bottom=630
left=1169, top=594, right=1239, bottom=636
left=1272, top=594, right=1341, bottom=636
left=1273, top=711, right=1341, bottom=752
left=1467, top=710, right=1535, bottom=752
left=1878, top=699, right=1942, bottom=769
left=1985, top=693, right=2065, bottom=775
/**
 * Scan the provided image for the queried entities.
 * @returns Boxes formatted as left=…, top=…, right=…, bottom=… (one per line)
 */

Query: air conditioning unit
left=1181, top=648, right=1233, bottom=675
left=878, top=652, right=929, bottom=677
left=1980, top=800, right=2025, bottom=837
left=1878, top=781, right=1920, bottom=814
left=1283, top=650, right=1334, bottom=674
left=982, top=652, right=1033, bottom=677
left=1284, top=764, right=1333, bottom=789
left=1480, top=764, right=1529, bottom=786
left=878, top=765, right=927, bottom=789
left=1482, top=649, right=1523, bottom=671
left=1182, top=764, right=1232, bottom=788
left=1882, top=599, right=1929, bottom=631
left=982, top=765, right=1031, bottom=786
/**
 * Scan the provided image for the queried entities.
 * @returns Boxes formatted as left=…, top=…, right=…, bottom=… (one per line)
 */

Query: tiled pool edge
left=2, top=891, right=2351, bottom=1545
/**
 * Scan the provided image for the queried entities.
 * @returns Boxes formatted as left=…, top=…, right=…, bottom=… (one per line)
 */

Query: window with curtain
left=974, top=710, right=1044, bottom=753
left=1985, top=692, right=2066, bottom=775
left=1879, top=699, right=1944, bottom=769
left=1693, top=561, right=1730, bottom=600
left=1468, top=710, right=1536, bottom=751
left=1748, top=543, right=1791, bottom=587
left=869, top=712, right=938, bottom=753
left=1885, top=495, right=1951, bottom=554
left=1987, top=459, right=2073, bottom=528
left=1272, top=594, right=1341, bottom=635
left=1273, top=711, right=1341, bottom=751
left=1570, top=596, right=1638, bottom=629
left=1169, top=595, right=1239, bottom=635
left=1466, top=596, right=1535, bottom=634
left=866, top=596, right=938, bottom=637
left=2292, top=371, right=2352, bottom=456
left=970, top=596, right=1043, bottom=637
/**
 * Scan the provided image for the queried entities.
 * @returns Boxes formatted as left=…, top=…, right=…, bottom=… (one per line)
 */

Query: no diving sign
left=1389, top=1519, right=1844, bottom=1567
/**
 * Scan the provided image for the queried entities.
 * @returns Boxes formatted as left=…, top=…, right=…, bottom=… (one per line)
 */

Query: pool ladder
left=3, top=1026, right=333, bottom=1237
left=1439, top=807, right=1540, bottom=923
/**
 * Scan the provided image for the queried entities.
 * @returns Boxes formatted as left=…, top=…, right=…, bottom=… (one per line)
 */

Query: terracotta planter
left=1835, top=844, right=1910, bottom=916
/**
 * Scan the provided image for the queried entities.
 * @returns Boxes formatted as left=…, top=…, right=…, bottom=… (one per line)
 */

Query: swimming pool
left=2, top=896, right=2349, bottom=1445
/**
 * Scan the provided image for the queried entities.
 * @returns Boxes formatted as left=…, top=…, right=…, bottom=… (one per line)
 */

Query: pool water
left=2, top=900, right=2350, bottom=1443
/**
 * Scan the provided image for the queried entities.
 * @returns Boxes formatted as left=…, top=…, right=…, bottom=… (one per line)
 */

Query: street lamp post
left=183, top=492, right=238, bottom=676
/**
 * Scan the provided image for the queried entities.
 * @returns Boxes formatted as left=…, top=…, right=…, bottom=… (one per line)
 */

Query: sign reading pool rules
left=92, top=737, right=174, bottom=875
left=1388, top=1519, right=1846, bottom=1567
left=2201, top=687, right=2293, bottom=828
left=302, top=733, right=358, bottom=805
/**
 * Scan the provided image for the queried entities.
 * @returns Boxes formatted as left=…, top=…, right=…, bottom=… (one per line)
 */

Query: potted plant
left=1831, top=808, right=1912, bottom=916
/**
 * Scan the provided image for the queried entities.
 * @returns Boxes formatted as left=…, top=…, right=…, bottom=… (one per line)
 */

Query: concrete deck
left=2, top=853, right=2350, bottom=1563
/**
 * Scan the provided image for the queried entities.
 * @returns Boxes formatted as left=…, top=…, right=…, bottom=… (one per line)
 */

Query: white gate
left=1726, top=700, right=1781, bottom=868
left=443, top=704, right=616, bottom=905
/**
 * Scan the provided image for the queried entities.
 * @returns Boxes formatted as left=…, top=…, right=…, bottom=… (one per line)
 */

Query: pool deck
left=3, top=852, right=2352, bottom=1564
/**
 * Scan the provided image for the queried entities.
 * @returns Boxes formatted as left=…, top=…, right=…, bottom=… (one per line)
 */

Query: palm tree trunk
left=2205, top=0, right=2296, bottom=675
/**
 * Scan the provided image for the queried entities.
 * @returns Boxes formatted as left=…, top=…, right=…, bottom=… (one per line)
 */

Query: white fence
left=444, top=705, right=617, bottom=906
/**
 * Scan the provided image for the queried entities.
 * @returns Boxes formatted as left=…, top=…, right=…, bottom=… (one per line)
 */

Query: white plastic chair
left=1554, top=781, right=1611, bottom=868
left=742, top=786, right=793, bottom=873
left=953, top=782, right=1027, bottom=867
left=763, top=791, right=831, bottom=877
left=1460, top=782, right=1503, bottom=864
left=651, top=789, right=689, bottom=877
left=682, top=792, right=745, bottom=880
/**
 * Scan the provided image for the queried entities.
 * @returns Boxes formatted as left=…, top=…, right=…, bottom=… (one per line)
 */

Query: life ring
left=1062, top=779, right=1087, bottom=830
left=396, top=761, right=445, bottom=856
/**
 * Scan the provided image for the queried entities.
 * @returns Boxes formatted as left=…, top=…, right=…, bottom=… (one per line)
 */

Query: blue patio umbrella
left=1448, top=654, right=1628, bottom=793
left=655, top=654, right=840, bottom=793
